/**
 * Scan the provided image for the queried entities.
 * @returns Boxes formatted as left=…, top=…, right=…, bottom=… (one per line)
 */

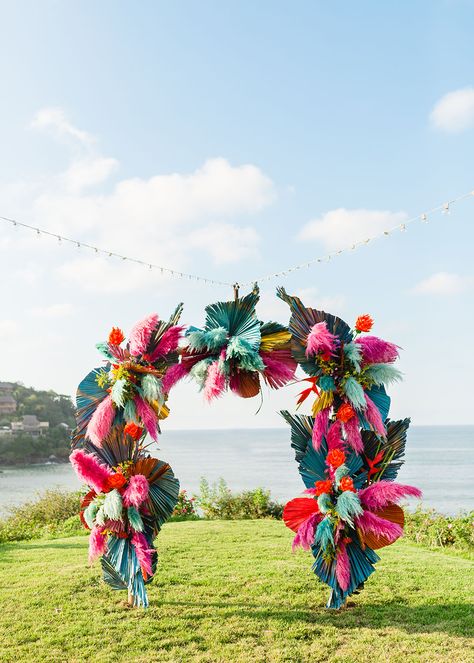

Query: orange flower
left=106, top=472, right=127, bottom=490
left=108, top=327, right=125, bottom=345
left=315, top=479, right=333, bottom=496
left=339, top=476, right=356, bottom=492
left=326, top=448, right=346, bottom=468
left=124, top=421, right=144, bottom=441
left=355, top=314, right=373, bottom=333
left=336, top=403, right=355, bottom=423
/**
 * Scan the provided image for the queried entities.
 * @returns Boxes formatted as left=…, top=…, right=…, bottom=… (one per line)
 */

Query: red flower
left=320, top=351, right=332, bottom=362
left=108, top=327, right=125, bottom=345
left=106, top=472, right=127, bottom=490
left=339, top=476, right=356, bottom=492
left=336, top=403, right=356, bottom=423
left=326, top=448, right=346, bottom=468
left=315, top=479, right=333, bottom=496
left=355, top=314, right=373, bottom=333
left=124, top=422, right=144, bottom=441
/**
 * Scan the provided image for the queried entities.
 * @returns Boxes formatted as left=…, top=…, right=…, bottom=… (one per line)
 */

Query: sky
left=0, top=1, right=473, bottom=428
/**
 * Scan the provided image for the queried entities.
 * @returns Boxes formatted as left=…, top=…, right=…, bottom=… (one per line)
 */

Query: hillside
left=0, top=520, right=472, bottom=662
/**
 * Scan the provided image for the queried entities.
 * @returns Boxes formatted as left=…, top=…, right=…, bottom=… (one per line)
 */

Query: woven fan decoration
left=278, top=288, right=421, bottom=609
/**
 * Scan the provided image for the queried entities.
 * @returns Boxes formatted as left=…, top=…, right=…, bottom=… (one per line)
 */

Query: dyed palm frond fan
left=73, top=305, right=184, bottom=449
left=165, top=285, right=296, bottom=400
left=70, top=307, right=183, bottom=607
left=278, top=288, right=421, bottom=609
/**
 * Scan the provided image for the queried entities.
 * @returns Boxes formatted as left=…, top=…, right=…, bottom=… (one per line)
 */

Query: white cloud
left=31, top=107, right=95, bottom=146
left=61, top=157, right=119, bottom=193
left=430, top=87, right=474, bottom=133
left=412, top=272, right=473, bottom=295
left=188, top=223, right=260, bottom=264
left=30, top=303, right=75, bottom=318
left=298, top=208, right=407, bottom=251
left=296, top=287, right=346, bottom=313
left=0, top=320, right=19, bottom=339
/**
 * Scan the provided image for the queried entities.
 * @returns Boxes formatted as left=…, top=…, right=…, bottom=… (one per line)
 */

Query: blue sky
left=0, top=1, right=473, bottom=427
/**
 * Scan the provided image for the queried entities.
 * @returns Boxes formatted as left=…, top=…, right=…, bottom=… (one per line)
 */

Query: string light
left=0, top=188, right=472, bottom=290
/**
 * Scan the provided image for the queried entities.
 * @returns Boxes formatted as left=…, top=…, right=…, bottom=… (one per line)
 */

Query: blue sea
left=0, top=426, right=472, bottom=515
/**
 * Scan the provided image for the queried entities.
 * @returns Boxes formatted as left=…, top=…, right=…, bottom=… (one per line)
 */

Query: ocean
left=0, top=425, right=472, bottom=515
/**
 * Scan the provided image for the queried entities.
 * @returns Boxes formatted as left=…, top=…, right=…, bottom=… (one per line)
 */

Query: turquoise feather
left=111, top=378, right=127, bottom=408
left=239, top=352, right=265, bottom=372
left=344, top=343, right=362, bottom=372
left=127, top=506, right=144, bottom=532
left=203, top=327, right=228, bottom=350
left=319, top=375, right=335, bottom=392
left=95, top=505, right=106, bottom=526
left=142, top=374, right=163, bottom=403
left=103, top=489, right=123, bottom=521
left=190, top=358, right=213, bottom=387
left=335, top=464, right=349, bottom=484
left=187, top=330, right=207, bottom=352
left=336, top=491, right=363, bottom=526
left=83, top=500, right=99, bottom=529
left=315, top=517, right=334, bottom=550
left=123, top=399, right=138, bottom=423
left=96, top=342, right=114, bottom=360
left=226, top=335, right=254, bottom=360
left=343, top=376, right=366, bottom=410
left=317, top=493, right=332, bottom=513
left=365, top=363, right=403, bottom=386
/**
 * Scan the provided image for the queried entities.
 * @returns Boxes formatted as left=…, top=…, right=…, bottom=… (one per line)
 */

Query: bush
left=0, top=489, right=82, bottom=543
left=196, top=478, right=283, bottom=520
left=171, top=490, right=200, bottom=521
left=404, top=506, right=474, bottom=551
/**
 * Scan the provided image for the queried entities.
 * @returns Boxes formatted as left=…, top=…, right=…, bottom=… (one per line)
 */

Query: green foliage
left=170, top=489, right=199, bottom=521
left=10, top=383, right=75, bottom=427
left=196, top=477, right=283, bottom=520
left=0, top=426, right=71, bottom=465
left=0, top=523, right=473, bottom=662
left=0, top=489, right=83, bottom=543
left=404, top=506, right=474, bottom=551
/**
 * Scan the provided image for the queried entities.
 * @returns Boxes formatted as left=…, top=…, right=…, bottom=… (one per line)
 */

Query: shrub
left=196, top=478, right=283, bottom=520
left=403, top=506, right=474, bottom=551
left=171, top=489, right=200, bottom=521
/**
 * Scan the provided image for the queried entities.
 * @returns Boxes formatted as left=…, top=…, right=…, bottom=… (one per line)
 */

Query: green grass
left=1, top=521, right=473, bottom=663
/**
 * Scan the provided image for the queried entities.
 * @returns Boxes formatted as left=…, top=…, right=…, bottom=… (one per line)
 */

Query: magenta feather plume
left=364, top=394, right=387, bottom=436
left=355, top=510, right=404, bottom=543
left=326, top=421, right=344, bottom=450
left=69, top=448, right=113, bottom=493
left=88, top=526, right=107, bottom=563
left=292, top=513, right=321, bottom=551
left=131, top=532, right=154, bottom=578
left=148, top=325, right=185, bottom=362
left=203, top=361, right=226, bottom=401
left=261, top=350, right=295, bottom=388
left=102, top=519, right=126, bottom=536
left=134, top=396, right=159, bottom=439
left=306, top=321, right=338, bottom=357
left=129, top=313, right=159, bottom=357
left=342, top=415, right=363, bottom=453
left=356, top=335, right=399, bottom=364
left=312, top=407, right=330, bottom=450
left=123, top=474, right=149, bottom=508
left=335, top=544, right=351, bottom=591
left=162, top=363, right=189, bottom=393
left=86, top=394, right=115, bottom=446
left=359, top=480, right=422, bottom=511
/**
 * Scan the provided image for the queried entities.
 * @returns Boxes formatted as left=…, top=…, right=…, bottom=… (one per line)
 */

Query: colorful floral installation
left=278, top=288, right=421, bottom=609
left=166, top=286, right=296, bottom=400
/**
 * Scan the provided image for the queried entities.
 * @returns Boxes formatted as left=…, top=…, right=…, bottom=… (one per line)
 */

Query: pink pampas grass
left=326, top=421, right=344, bottom=450
left=86, top=394, right=115, bottom=446
left=312, top=407, right=330, bottom=450
left=292, top=513, right=321, bottom=551
left=162, top=363, right=189, bottom=393
left=355, top=510, right=404, bottom=543
left=131, top=532, right=154, bottom=579
left=355, top=336, right=399, bottom=364
left=129, top=313, right=159, bottom=357
left=260, top=350, right=296, bottom=389
left=70, top=449, right=113, bottom=493
left=364, top=394, right=386, bottom=436
left=306, top=322, right=338, bottom=357
left=134, top=396, right=159, bottom=439
left=203, top=361, right=226, bottom=401
left=342, top=415, right=363, bottom=453
left=88, top=526, right=107, bottom=563
left=123, top=474, right=149, bottom=508
left=358, top=480, right=422, bottom=511
left=335, top=544, right=351, bottom=591
left=148, top=325, right=185, bottom=362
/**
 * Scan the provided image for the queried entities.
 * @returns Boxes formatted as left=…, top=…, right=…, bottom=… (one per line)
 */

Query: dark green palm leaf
left=204, top=290, right=261, bottom=350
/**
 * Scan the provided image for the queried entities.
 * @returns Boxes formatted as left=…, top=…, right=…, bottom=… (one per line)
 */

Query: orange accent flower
left=326, top=448, right=346, bottom=468
left=315, top=479, right=333, bottom=496
left=336, top=403, right=356, bottom=423
left=124, top=421, right=144, bottom=441
left=320, top=351, right=332, bottom=362
left=106, top=472, right=127, bottom=490
left=108, top=327, right=125, bottom=345
left=339, top=476, right=356, bottom=492
left=355, top=314, right=373, bottom=333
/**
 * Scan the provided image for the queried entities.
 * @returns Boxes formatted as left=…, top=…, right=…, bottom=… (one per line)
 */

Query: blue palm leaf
left=204, top=289, right=261, bottom=350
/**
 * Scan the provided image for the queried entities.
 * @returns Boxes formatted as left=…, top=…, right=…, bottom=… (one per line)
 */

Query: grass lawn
left=0, top=520, right=473, bottom=663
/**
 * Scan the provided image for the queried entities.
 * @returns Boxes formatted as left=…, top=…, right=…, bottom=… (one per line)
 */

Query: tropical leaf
left=361, top=418, right=410, bottom=481
left=72, top=366, right=113, bottom=449
left=142, top=460, right=180, bottom=536
left=358, top=504, right=405, bottom=550
left=204, top=289, right=261, bottom=350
